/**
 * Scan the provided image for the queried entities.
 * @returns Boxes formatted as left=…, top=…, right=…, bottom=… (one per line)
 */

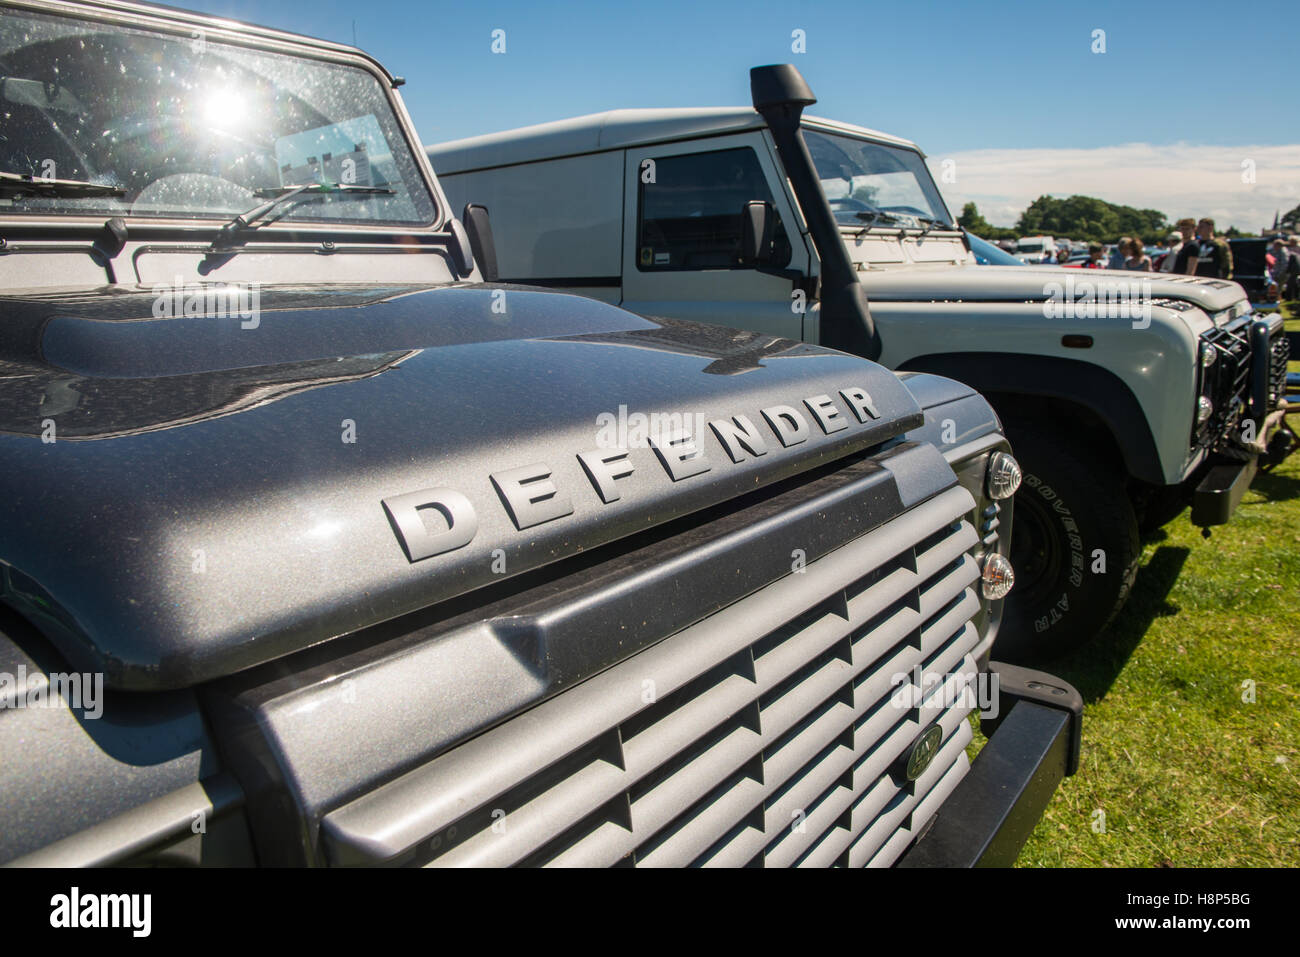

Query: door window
left=636, top=148, right=791, bottom=271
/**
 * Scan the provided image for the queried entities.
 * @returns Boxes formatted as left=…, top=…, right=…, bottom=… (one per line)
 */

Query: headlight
left=1197, top=396, right=1214, bottom=425
left=1201, top=345, right=1217, bottom=369
left=980, top=553, right=1015, bottom=600
left=985, top=452, right=1022, bottom=500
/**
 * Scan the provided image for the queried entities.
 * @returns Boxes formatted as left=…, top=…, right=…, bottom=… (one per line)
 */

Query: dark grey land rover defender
left=0, top=0, right=1078, bottom=867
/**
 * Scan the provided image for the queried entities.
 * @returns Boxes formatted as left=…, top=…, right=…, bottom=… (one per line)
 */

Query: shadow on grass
left=1045, top=544, right=1191, bottom=705
left=1250, top=466, right=1300, bottom=504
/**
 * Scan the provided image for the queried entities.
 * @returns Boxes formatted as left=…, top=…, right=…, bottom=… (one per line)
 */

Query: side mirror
left=462, top=203, right=499, bottom=282
left=447, top=218, right=475, bottom=278
left=740, top=200, right=775, bottom=265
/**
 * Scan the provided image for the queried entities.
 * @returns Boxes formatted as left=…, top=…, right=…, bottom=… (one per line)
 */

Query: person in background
left=1056, top=247, right=1071, bottom=264
left=1158, top=231, right=1183, bottom=272
left=1288, top=237, right=1300, bottom=300
left=1125, top=238, right=1152, bottom=270
left=1272, top=237, right=1300, bottom=300
left=1108, top=239, right=1130, bottom=270
left=1082, top=242, right=1107, bottom=268
left=1176, top=218, right=1233, bottom=278
left=1041, top=247, right=1056, bottom=263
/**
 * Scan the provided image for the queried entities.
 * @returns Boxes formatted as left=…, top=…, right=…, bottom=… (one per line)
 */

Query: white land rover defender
left=429, top=64, right=1295, bottom=657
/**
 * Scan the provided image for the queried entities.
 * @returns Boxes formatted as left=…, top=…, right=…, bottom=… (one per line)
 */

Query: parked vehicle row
left=429, top=64, right=1294, bottom=658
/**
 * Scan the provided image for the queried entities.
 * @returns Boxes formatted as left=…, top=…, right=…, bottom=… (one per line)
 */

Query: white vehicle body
left=427, top=68, right=1293, bottom=656
left=430, top=107, right=1272, bottom=489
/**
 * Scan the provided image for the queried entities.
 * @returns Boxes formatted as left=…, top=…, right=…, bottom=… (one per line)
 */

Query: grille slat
left=788, top=695, right=975, bottom=867
left=621, top=667, right=759, bottom=780
left=625, top=723, right=764, bottom=855
left=845, top=717, right=975, bottom=867
left=322, top=484, right=986, bottom=867
left=694, top=622, right=980, bottom=867
left=430, top=745, right=626, bottom=868
left=867, top=752, right=972, bottom=868
left=544, top=603, right=982, bottom=867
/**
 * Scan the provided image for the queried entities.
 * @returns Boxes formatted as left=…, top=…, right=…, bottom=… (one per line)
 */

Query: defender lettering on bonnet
left=383, top=386, right=881, bottom=563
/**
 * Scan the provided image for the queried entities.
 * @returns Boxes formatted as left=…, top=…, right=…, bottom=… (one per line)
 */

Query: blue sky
left=181, top=0, right=1295, bottom=149
left=181, top=0, right=1299, bottom=227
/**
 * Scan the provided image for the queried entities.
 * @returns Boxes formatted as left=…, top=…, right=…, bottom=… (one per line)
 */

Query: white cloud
left=928, top=142, right=1300, bottom=233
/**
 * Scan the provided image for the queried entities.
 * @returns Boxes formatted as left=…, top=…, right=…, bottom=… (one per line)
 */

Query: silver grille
left=323, top=484, right=982, bottom=867
left=1198, top=324, right=1252, bottom=454
left=1269, top=333, right=1290, bottom=408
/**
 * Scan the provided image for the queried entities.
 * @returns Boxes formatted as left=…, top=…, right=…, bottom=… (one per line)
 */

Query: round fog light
left=981, top=553, right=1015, bottom=600
left=1197, top=396, right=1214, bottom=425
left=986, top=452, right=1022, bottom=500
left=1201, top=346, right=1217, bottom=370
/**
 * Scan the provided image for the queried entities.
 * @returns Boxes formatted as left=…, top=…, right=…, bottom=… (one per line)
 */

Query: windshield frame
left=0, top=0, right=445, bottom=235
left=799, top=120, right=955, bottom=232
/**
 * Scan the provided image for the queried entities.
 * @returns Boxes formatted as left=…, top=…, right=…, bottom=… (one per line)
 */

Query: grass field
left=1013, top=302, right=1300, bottom=866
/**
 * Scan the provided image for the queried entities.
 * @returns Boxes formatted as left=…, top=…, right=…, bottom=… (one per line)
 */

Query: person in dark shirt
left=1272, top=237, right=1300, bottom=300
left=1081, top=242, right=1106, bottom=268
left=1175, top=218, right=1233, bottom=278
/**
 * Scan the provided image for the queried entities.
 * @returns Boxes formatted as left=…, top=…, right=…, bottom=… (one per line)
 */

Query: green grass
left=1014, top=316, right=1300, bottom=866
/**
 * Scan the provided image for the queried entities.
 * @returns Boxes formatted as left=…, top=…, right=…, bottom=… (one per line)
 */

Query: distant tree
left=1015, top=194, right=1167, bottom=244
left=956, top=201, right=1017, bottom=239
left=1281, top=203, right=1300, bottom=231
left=957, top=201, right=992, bottom=235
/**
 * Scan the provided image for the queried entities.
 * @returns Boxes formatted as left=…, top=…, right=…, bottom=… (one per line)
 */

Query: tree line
left=957, top=197, right=1300, bottom=243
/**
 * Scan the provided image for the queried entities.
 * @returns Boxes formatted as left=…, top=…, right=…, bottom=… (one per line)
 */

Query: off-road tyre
left=997, top=426, right=1141, bottom=661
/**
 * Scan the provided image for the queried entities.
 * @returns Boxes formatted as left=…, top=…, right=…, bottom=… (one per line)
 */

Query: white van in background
left=1014, top=236, right=1057, bottom=264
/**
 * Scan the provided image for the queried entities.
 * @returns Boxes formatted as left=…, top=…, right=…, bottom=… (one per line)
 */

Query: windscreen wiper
left=854, top=209, right=904, bottom=227
left=916, top=216, right=956, bottom=235
left=223, top=183, right=395, bottom=232
left=0, top=170, right=125, bottom=199
left=854, top=209, right=906, bottom=238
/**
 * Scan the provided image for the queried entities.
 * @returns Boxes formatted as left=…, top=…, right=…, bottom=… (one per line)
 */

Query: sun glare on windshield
left=0, top=8, right=436, bottom=225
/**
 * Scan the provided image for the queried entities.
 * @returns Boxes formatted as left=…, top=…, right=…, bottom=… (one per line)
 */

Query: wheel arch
left=896, top=353, right=1165, bottom=486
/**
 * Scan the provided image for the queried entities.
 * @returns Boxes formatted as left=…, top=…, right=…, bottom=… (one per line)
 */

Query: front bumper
left=1191, top=458, right=1258, bottom=527
left=1190, top=404, right=1296, bottom=527
left=897, top=661, right=1081, bottom=868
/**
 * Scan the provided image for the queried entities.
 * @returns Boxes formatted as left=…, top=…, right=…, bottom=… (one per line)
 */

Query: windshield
left=966, top=231, right=1024, bottom=266
left=1018, top=242, right=1044, bottom=254
left=802, top=128, right=952, bottom=228
left=0, top=8, right=436, bottom=225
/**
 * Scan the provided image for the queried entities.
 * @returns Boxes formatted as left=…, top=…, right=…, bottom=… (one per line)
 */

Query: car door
left=620, top=133, right=814, bottom=340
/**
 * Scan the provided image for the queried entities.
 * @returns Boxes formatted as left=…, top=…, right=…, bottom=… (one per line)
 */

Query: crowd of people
left=1068, top=218, right=1229, bottom=275
left=1066, top=237, right=1156, bottom=270
left=995, top=217, right=1300, bottom=301
left=1267, top=236, right=1300, bottom=299
left=1062, top=216, right=1300, bottom=298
